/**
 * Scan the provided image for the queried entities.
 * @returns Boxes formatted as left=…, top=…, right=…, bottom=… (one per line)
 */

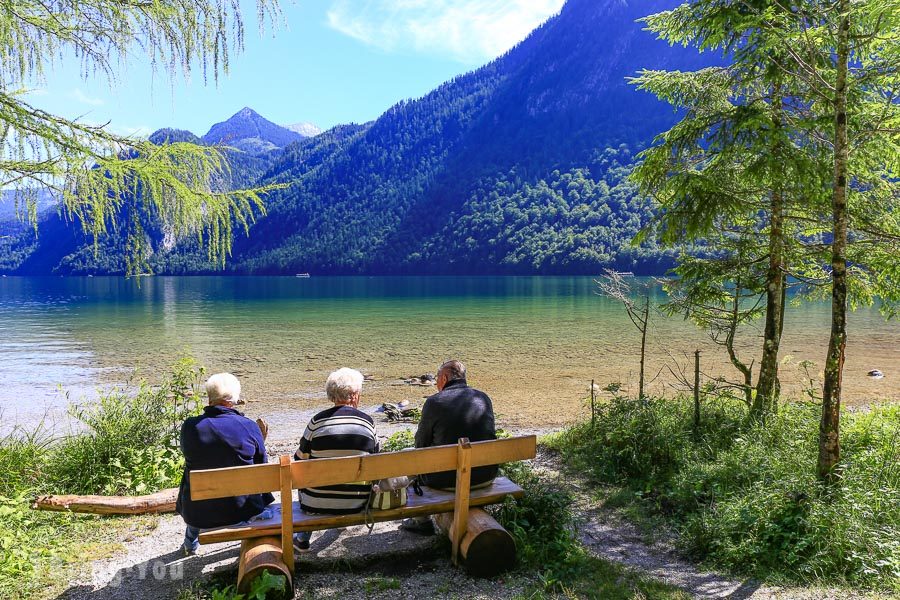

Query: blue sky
left=25, top=1, right=563, bottom=138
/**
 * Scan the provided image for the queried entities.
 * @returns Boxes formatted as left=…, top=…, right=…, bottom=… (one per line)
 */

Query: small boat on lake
left=295, top=273, right=310, bottom=278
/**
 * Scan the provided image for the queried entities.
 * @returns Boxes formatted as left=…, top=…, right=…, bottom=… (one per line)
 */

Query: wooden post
left=450, top=438, right=472, bottom=566
left=590, top=379, right=596, bottom=428
left=434, top=508, right=516, bottom=576
left=693, top=349, right=701, bottom=434
left=279, top=455, right=295, bottom=575
left=237, top=536, right=292, bottom=593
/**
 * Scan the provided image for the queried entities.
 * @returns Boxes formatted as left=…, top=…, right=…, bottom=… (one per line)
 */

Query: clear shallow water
left=1, top=276, right=897, bottom=433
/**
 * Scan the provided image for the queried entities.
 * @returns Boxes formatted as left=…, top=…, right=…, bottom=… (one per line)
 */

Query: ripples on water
left=1, top=276, right=897, bottom=434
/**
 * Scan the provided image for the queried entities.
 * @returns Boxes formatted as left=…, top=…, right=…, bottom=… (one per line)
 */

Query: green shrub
left=47, top=356, right=204, bottom=495
left=381, top=429, right=415, bottom=452
left=550, top=396, right=900, bottom=590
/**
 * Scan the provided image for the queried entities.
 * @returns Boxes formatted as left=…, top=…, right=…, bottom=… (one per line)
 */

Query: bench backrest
left=190, top=435, right=536, bottom=501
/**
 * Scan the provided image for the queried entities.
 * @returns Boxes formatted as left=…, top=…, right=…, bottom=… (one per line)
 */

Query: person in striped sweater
left=292, top=367, right=379, bottom=551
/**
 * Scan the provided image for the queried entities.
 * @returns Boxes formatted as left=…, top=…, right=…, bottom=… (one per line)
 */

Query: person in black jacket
left=176, top=373, right=274, bottom=555
left=400, top=359, right=497, bottom=534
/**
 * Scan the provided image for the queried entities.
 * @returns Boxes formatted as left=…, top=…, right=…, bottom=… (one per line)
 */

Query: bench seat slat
left=198, top=477, right=523, bottom=544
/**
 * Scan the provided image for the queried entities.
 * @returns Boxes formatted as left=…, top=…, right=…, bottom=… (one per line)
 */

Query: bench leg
left=434, top=508, right=517, bottom=577
left=237, top=536, right=293, bottom=594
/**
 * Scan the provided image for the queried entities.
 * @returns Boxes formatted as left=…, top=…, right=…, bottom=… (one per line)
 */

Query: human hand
left=256, top=417, right=269, bottom=441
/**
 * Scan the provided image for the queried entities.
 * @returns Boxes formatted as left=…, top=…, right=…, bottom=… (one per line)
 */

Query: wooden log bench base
left=190, top=435, right=536, bottom=591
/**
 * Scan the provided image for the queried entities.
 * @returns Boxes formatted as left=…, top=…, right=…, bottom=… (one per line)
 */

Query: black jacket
left=415, top=379, right=498, bottom=489
left=176, top=405, right=274, bottom=529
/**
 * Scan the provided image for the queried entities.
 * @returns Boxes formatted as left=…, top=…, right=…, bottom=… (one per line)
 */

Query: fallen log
left=32, top=487, right=178, bottom=515
left=237, top=536, right=292, bottom=593
left=434, top=507, right=517, bottom=576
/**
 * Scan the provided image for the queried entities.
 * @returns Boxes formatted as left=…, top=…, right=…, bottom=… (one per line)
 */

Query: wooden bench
left=190, top=435, right=537, bottom=591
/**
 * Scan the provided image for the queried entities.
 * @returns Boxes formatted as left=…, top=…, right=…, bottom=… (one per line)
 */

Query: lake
left=1, top=276, right=897, bottom=434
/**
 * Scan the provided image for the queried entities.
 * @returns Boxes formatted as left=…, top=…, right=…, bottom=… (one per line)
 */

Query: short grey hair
left=206, top=373, right=241, bottom=405
left=326, top=368, right=364, bottom=403
left=438, top=360, right=466, bottom=382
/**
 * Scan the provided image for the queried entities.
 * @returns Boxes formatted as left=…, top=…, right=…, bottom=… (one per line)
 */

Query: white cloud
left=326, top=0, right=563, bottom=63
left=70, top=88, right=105, bottom=107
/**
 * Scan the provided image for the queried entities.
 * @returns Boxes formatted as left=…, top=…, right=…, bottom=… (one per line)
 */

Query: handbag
left=365, top=476, right=424, bottom=532
left=369, top=476, right=412, bottom=510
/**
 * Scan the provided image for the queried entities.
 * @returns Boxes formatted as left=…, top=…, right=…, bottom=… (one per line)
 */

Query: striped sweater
left=294, top=405, right=379, bottom=514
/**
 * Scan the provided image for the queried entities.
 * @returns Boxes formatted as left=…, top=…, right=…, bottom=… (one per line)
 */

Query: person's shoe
left=399, top=517, right=435, bottom=535
left=293, top=533, right=311, bottom=553
left=180, top=543, right=198, bottom=557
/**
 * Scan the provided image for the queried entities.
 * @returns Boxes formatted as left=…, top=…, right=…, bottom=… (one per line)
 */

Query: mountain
left=0, top=0, right=716, bottom=275
left=202, top=107, right=306, bottom=155
left=285, top=122, right=323, bottom=138
left=148, top=128, right=200, bottom=145
left=0, top=189, right=57, bottom=240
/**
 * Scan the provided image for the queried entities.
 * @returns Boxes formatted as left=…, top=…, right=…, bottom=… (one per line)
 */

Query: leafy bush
left=548, top=396, right=900, bottom=590
left=381, top=429, right=415, bottom=452
left=47, top=356, right=204, bottom=495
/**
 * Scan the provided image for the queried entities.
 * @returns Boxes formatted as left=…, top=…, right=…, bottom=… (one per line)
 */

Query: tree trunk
left=32, top=488, right=177, bottom=515
left=726, top=279, right=754, bottom=406
left=693, top=349, right=701, bottom=434
left=638, top=292, right=649, bottom=399
left=819, top=3, right=850, bottom=481
left=434, top=508, right=517, bottom=576
left=754, top=83, right=786, bottom=419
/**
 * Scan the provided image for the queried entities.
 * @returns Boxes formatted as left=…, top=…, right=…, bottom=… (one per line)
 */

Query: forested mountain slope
left=226, top=0, right=711, bottom=275
left=1, top=0, right=714, bottom=275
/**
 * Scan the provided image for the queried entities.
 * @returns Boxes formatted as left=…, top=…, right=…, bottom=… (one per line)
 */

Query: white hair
left=326, top=368, right=364, bottom=403
left=206, top=373, right=241, bottom=405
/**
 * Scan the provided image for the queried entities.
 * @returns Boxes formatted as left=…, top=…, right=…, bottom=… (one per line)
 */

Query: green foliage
left=179, top=571, right=288, bottom=600
left=48, top=356, right=204, bottom=495
left=381, top=429, right=415, bottom=452
left=549, top=397, right=900, bottom=590
left=364, top=577, right=400, bottom=594
left=513, top=552, right=691, bottom=600
left=490, top=461, right=581, bottom=591
left=0, top=357, right=206, bottom=597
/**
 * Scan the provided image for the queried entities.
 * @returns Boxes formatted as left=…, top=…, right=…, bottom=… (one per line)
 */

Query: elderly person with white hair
left=292, top=367, right=379, bottom=551
left=176, top=373, right=274, bottom=556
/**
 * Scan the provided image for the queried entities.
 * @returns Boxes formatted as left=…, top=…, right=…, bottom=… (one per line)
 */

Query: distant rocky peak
left=202, top=107, right=304, bottom=154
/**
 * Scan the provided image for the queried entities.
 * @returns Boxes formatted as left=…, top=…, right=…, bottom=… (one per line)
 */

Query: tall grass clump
left=548, top=396, right=900, bottom=591
left=0, top=357, right=205, bottom=598
left=48, top=357, right=203, bottom=495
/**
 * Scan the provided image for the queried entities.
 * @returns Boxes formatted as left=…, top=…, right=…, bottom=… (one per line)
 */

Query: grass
left=0, top=357, right=205, bottom=599
left=514, top=553, right=691, bottom=600
left=545, top=395, right=900, bottom=592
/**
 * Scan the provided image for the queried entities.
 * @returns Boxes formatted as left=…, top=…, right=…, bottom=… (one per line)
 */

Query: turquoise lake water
left=1, top=276, right=897, bottom=433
